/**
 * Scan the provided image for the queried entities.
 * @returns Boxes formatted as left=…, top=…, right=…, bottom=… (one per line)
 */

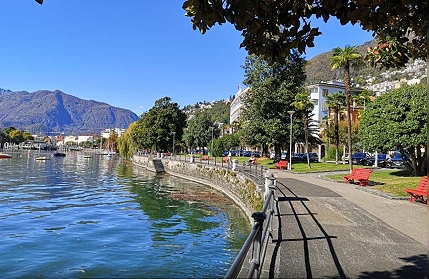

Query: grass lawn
left=324, top=169, right=421, bottom=197
left=192, top=155, right=422, bottom=197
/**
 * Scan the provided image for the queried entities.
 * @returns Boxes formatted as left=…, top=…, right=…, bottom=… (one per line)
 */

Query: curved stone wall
left=132, top=156, right=264, bottom=223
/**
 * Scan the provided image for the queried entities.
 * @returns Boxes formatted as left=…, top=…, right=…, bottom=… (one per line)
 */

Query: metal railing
left=224, top=174, right=276, bottom=279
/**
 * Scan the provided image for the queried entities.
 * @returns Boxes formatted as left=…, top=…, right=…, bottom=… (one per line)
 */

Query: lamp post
left=210, top=127, right=214, bottom=157
left=172, top=132, right=176, bottom=156
left=287, top=111, right=295, bottom=170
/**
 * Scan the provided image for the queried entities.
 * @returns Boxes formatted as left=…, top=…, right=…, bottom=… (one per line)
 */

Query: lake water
left=0, top=150, right=250, bottom=278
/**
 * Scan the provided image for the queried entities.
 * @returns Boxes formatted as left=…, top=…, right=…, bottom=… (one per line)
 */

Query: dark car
left=300, top=152, right=319, bottom=162
left=390, top=152, right=410, bottom=169
left=243, top=150, right=251, bottom=157
left=292, top=153, right=304, bottom=161
left=351, top=152, right=369, bottom=165
left=252, top=151, right=261, bottom=158
left=364, top=154, right=389, bottom=168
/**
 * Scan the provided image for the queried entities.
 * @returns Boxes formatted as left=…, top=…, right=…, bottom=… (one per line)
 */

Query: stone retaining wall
left=132, top=155, right=264, bottom=222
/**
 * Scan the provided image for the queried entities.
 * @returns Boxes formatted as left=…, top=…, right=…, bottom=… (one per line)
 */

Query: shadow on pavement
left=269, top=180, right=347, bottom=279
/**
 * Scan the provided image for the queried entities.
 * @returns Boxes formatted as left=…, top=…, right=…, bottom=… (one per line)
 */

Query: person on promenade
left=246, top=155, right=255, bottom=166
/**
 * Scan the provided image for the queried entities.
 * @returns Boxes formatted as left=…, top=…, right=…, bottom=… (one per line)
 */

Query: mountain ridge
left=0, top=89, right=138, bottom=134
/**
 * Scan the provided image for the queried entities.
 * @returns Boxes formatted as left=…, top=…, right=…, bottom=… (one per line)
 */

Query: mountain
left=0, top=89, right=138, bottom=134
left=305, top=40, right=378, bottom=85
left=305, top=39, right=427, bottom=92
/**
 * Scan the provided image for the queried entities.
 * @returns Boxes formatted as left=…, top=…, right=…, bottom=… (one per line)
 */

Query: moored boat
left=0, top=153, right=12, bottom=159
left=52, top=152, right=66, bottom=157
left=35, top=156, right=51, bottom=161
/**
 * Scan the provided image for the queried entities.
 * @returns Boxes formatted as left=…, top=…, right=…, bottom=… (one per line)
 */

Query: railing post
left=249, top=212, right=266, bottom=278
left=264, top=172, right=277, bottom=200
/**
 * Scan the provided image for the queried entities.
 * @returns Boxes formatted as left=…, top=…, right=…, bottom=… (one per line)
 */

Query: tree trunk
left=275, top=144, right=282, bottom=163
left=344, top=63, right=353, bottom=173
left=334, top=106, right=339, bottom=164
left=303, top=115, right=311, bottom=169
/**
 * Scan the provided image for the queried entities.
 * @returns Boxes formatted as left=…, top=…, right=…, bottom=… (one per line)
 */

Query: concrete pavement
left=259, top=171, right=427, bottom=278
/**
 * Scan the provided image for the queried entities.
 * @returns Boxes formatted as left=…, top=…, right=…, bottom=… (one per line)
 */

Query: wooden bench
left=275, top=160, right=288, bottom=170
left=201, top=155, right=209, bottom=161
left=343, top=168, right=373, bottom=186
left=404, top=176, right=427, bottom=204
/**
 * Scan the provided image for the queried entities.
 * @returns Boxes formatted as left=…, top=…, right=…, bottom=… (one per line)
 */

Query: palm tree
left=325, top=91, right=346, bottom=164
left=330, top=45, right=363, bottom=172
left=291, top=90, right=314, bottom=169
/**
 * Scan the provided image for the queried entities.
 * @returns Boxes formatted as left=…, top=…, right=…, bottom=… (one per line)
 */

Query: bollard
left=264, top=172, right=277, bottom=199
left=232, top=159, right=238, bottom=171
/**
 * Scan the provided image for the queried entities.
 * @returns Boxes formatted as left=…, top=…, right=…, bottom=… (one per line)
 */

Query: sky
left=1, top=1, right=375, bottom=116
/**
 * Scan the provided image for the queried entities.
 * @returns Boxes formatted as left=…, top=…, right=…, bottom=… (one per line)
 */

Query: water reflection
left=0, top=151, right=249, bottom=278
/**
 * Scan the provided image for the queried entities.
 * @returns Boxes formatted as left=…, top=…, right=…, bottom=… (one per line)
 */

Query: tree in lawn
left=240, top=52, right=306, bottom=163
left=183, top=109, right=213, bottom=155
left=181, top=0, right=426, bottom=69
left=291, top=90, right=316, bottom=169
left=325, top=92, right=346, bottom=164
left=135, top=97, right=187, bottom=152
left=330, top=46, right=363, bottom=172
left=359, top=84, right=427, bottom=176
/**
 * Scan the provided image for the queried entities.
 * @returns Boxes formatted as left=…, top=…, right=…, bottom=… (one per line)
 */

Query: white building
left=307, top=81, right=363, bottom=125
left=101, top=128, right=126, bottom=138
left=229, top=86, right=251, bottom=127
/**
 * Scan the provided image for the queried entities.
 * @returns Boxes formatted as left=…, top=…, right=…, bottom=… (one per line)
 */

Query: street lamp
left=360, top=96, right=366, bottom=110
left=287, top=111, right=295, bottom=170
left=210, top=127, right=214, bottom=157
left=172, top=132, right=176, bottom=156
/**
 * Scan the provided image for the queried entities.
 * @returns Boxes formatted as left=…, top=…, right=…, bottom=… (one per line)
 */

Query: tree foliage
left=325, top=91, right=346, bottom=162
left=117, top=121, right=137, bottom=159
left=330, top=45, right=363, bottom=171
left=183, top=109, right=213, bottom=154
left=182, top=0, right=426, bottom=68
left=359, top=84, right=427, bottom=176
left=134, top=97, right=187, bottom=152
left=212, top=133, right=240, bottom=157
left=292, top=90, right=315, bottom=168
left=240, top=52, right=321, bottom=160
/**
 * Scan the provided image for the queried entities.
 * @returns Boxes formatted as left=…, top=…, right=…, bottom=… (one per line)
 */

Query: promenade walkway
left=259, top=171, right=427, bottom=278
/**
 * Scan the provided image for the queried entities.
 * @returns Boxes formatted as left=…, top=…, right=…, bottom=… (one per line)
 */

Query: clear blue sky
left=1, top=1, right=374, bottom=115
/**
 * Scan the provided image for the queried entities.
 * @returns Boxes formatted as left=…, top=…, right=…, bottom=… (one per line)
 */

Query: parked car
left=292, top=153, right=303, bottom=161
left=252, top=151, right=261, bottom=158
left=351, top=152, right=369, bottom=165
left=280, top=152, right=288, bottom=160
left=389, top=152, right=410, bottom=169
left=363, top=154, right=390, bottom=168
left=300, top=152, right=319, bottom=162
left=243, top=150, right=251, bottom=157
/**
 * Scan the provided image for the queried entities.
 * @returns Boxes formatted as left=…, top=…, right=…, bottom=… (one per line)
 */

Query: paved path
left=259, top=171, right=427, bottom=278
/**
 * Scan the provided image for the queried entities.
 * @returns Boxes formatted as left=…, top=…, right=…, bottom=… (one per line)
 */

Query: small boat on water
left=0, top=153, right=12, bottom=159
left=35, top=156, right=51, bottom=161
left=52, top=152, right=66, bottom=157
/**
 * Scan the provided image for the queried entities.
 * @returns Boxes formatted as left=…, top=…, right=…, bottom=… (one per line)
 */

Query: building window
left=322, top=102, right=328, bottom=112
left=322, top=89, right=328, bottom=97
